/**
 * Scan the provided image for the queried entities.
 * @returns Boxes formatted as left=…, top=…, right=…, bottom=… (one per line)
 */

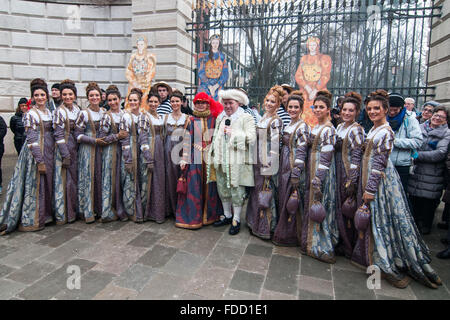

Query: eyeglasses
left=423, top=108, right=433, bottom=113
left=432, top=114, right=447, bottom=120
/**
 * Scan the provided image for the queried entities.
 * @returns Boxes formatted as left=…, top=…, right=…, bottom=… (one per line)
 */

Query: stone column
left=131, top=0, right=193, bottom=93
left=427, top=0, right=450, bottom=107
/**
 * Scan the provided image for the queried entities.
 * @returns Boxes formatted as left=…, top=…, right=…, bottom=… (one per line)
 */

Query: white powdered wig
left=218, top=89, right=249, bottom=106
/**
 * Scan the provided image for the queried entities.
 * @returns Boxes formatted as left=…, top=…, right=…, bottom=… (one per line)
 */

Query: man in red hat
left=175, top=92, right=223, bottom=230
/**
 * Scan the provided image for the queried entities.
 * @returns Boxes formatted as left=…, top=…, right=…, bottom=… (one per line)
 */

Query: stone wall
left=428, top=0, right=450, bottom=107
left=0, top=0, right=132, bottom=154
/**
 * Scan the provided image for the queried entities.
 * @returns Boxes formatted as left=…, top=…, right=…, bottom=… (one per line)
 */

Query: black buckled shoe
left=213, top=215, right=232, bottom=227
left=229, top=220, right=240, bottom=235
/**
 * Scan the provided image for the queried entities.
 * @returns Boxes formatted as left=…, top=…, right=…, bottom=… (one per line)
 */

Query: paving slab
left=37, top=228, right=83, bottom=248
left=163, top=251, right=205, bottom=277
left=0, top=243, right=52, bottom=268
left=263, top=254, right=299, bottom=296
left=332, top=268, right=376, bottom=300
left=238, top=254, right=270, bottom=275
left=229, top=269, right=265, bottom=295
left=298, top=275, right=334, bottom=297
left=93, top=283, right=138, bottom=300
left=113, top=263, right=157, bottom=291
left=17, top=258, right=97, bottom=300
left=136, top=272, right=187, bottom=300
left=127, top=230, right=163, bottom=248
left=137, top=244, right=178, bottom=268
left=184, top=265, right=234, bottom=300
left=205, top=245, right=245, bottom=270
left=38, top=238, right=91, bottom=267
left=6, top=260, right=57, bottom=285
left=0, top=264, right=15, bottom=278
left=0, top=244, right=17, bottom=259
left=244, top=243, right=273, bottom=258
left=222, top=289, right=259, bottom=300
left=300, top=255, right=333, bottom=280
left=54, top=270, right=114, bottom=300
left=0, top=278, right=27, bottom=300
left=260, top=289, right=297, bottom=300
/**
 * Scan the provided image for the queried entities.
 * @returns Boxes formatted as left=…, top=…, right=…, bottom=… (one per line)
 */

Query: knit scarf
left=387, top=107, right=406, bottom=132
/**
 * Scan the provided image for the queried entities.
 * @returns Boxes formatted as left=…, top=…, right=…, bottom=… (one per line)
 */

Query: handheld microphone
left=224, top=119, right=231, bottom=141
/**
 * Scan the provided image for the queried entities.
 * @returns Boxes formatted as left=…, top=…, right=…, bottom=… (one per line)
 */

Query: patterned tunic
left=273, top=119, right=310, bottom=246
left=300, top=121, right=338, bottom=263
left=0, top=108, right=54, bottom=234
left=53, top=104, right=80, bottom=224
left=246, top=114, right=283, bottom=239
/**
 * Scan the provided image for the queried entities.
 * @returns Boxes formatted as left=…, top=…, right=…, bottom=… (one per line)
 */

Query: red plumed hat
left=193, top=92, right=210, bottom=104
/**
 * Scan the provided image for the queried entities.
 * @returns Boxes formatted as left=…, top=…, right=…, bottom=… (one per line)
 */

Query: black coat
left=9, top=112, right=26, bottom=154
left=0, top=116, right=7, bottom=155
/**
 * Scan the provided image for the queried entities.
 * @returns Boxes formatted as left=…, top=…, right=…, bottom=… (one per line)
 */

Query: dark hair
left=60, top=79, right=77, bottom=97
left=105, top=85, right=121, bottom=99
left=147, top=91, right=161, bottom=103
left=342, top=91, right=362, bottom=113
left=170, top=89, right=184, bottom=102
left=287, top=90, right=304, bottom=110
left=366, top=89, right=389, bottom=110
left=314, top=90, right=333, bottom=109
left=30, top=78, right=49, bottom=100
left=208, top=36, right=221, bottom=61
left=85, top=82, right=102, bottom=98
left=128, top=87, right=143, bottom=102
left=51, top=83, right=60, bottom=90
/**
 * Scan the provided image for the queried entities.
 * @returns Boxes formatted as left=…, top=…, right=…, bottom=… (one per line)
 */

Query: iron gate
left=187, top=0, right=441, bottom=108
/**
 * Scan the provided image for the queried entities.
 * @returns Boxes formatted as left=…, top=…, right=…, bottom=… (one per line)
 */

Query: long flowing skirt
left=175, top=162, right=222, bottom=229
left=246, top=164, right=278, bottom=240
left=165, top=137, right=181, bottom=217
left=121, top=147, right=144, bottom=222
left=54, top=134, right=78, bottom=224
left=352, top=161, right=441, bottom=288
left=78, top=144, right=102, bottom=223
left=0, top=131, right=54, bottom=234
left=101, top=143, right=127, bottom=222
left=272, top=145, right=306, bottom=246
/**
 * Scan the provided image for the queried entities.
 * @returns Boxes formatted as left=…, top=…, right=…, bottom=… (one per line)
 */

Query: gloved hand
left=117, top=130, right=128, bottom=140
left=95, top=138, right=108, bottom=147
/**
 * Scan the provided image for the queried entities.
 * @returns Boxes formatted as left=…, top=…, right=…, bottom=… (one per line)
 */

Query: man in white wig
left=208, top=89, right=256, bottom=235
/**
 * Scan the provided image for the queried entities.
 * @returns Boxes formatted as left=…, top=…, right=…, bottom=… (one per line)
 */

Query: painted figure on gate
left=295, top=37, right=332, bottom=127
left=197, top=34, right=229, bottom=101
left=126, top=35, right=157, bottom=105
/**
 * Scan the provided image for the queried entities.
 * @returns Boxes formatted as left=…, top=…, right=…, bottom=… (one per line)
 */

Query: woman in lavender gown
left=0, top=79, right=54, bottom=234
left=139, top=92, right=166, bottom=223
left=53, top=79, right=81, bottom=224
left=272, top=91, right=310, bottom=246
left=163, top=90, right=190, bottom=217
left=246, top=85, right=284, bottom=240
left=99, top=85, right=127, bottom=222
left=120, top=88, right=144, bottom=222
left=74, top=82, right=108, bottom=223
left=334, top=92, right=364, bottom=258
left=300, top=90, right=338, bottom=263
left=353, top=89, right=442, bottom=289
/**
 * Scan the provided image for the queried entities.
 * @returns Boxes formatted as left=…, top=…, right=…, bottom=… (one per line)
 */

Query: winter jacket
left=408, top=122, right=450, bottom=199
left=0, top=116, right=6, bottom=155
left=389, top=110, right=423, bottom=167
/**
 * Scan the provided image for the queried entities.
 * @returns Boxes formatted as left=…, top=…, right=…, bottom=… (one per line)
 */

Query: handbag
left=176, top=169, right=187, bottom=194
left=257, top=177, right=272, bottom=210
left=354, top=203, right=371, bottom=232
left=309, top=200, right=326, bottom=224
left=341, top=195, right=357, bottom=219
left=286, top=189, right=300, bottom=215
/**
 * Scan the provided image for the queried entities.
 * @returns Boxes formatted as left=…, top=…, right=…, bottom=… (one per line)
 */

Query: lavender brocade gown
left=0, top=108, right=54, bottom=234
left=272, top=120, right=310, bottom=246
left=53, top=105, right=80, bottom=224
left=138, top=111, right=166, bottom=223
left=164, top=113, right=189, bottom=217
left=75, top=108, right=104, bottom=223
left=99, top=110, right=127, bottom=222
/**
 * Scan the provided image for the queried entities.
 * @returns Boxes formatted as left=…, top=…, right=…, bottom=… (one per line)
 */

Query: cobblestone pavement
left=0, top=155, right=449, bottom=300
